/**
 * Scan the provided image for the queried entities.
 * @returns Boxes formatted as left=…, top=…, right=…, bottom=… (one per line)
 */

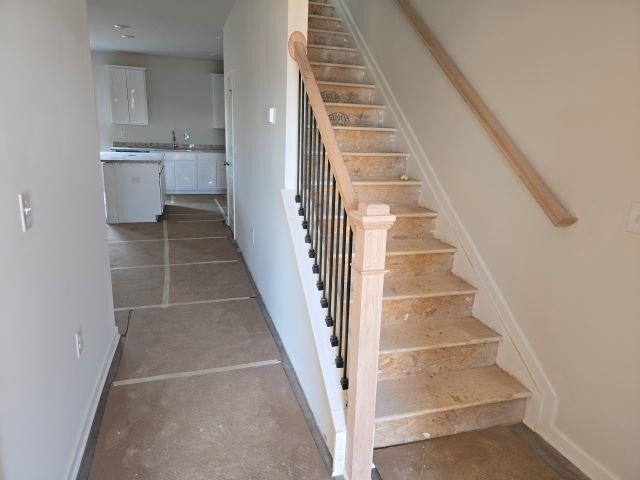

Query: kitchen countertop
left=112, top=142, right=226, bottom=153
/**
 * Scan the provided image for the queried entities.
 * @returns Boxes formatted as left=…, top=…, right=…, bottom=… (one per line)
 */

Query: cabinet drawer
left=164, top=152, right=197, bottom=162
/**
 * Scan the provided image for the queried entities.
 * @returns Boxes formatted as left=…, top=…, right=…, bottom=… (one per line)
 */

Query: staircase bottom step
left=374, top=365, right=530, bottom=447
left=375, top=397, right=527, bottom=447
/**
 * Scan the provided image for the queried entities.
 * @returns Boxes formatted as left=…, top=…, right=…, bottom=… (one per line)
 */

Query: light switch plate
left=627, top=202, right=640, bottom=234
left=18, top=192, right=32, bottom=232
left=268, top=107, right=276, bottom=125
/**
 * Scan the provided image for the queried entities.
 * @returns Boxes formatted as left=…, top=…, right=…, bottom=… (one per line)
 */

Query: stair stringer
left=281, top=189, right=346, bottom=477
left=332, top=0, right=555, bottom=436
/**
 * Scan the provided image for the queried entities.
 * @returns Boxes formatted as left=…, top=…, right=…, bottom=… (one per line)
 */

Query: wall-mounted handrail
left=288, top=31, right=359, bottom=214
left=394, top=0, right=577, bottom=227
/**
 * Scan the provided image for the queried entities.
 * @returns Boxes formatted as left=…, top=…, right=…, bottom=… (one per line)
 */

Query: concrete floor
left=373, top=425, right=590, bottom=480
left=88, top=195, right=330, bottom=479
left=83, top=194, right=589, bottom=480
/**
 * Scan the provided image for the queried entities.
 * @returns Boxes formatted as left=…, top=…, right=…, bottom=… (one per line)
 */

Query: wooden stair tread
left=375, top=365, right=531, bottom=421
left=386, top=237, right=455, bottom=256
left=383, top=271, right=477, bottom=300
left=317, top=80, right=375, bottom=88
left=308, top=44, right=357, bottom=52
left=333, top=125, right=396, bottom=131
left=324, top=102, right=386, bottom=109
left=342, top=151, right=408, bottom=157
left=309, top=14, right=342, bottom=21
left=352, top=177, right=421, bottom=186
left=311, top=61, right=367, bottom=69
left=390, top=205, right=438, bottom=218
left=308, top=28, right=350, bottom=36
left=379, top=317, right=501, bottom=354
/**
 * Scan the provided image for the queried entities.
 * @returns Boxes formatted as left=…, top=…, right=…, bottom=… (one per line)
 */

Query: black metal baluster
left=340, top=226, right=354, bottom=390
left=295, top=72, right=302, bottom=203
left=330, top=194, right=342, bottom=346
left=304, top=117, right=316, bottom=244
left=317, top=147, right=327, bottom=291
left=303, top=113, right=313, bottom=235
left=311, top=129, right=322, bottom=267
left=335, top=207, right=348, bottom=369
left=298, top=91, right=310, bottom=218
left=325, top=177, right=336, bottom=326
left=307, top=117, right=317, bottom=246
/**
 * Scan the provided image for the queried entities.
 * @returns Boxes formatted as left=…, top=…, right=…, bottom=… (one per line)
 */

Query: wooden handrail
left=394, top=0, right=577, bottom=227
left=288, top=31, right=359, bottom=214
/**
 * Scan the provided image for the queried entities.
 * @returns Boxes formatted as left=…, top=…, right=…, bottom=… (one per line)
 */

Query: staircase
left=307, top=0, right=531, bottom=449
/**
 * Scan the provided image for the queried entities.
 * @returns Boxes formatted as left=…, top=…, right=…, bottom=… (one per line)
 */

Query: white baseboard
left=66, top=326, right=120, bottom=480
left=332, top=1, right=618, bottom=479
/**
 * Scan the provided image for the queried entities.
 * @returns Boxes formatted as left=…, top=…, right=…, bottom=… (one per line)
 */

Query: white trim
left=66, top=326, right=119, bottom=480
left=112, top=359, right=282, bottom=387
left=333, top=2, right=619, bottom=479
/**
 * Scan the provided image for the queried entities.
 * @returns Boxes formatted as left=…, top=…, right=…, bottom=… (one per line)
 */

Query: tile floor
left=89, top=194, right=330, bottom=479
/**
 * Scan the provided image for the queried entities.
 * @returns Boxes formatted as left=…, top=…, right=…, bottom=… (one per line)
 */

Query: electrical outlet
left=627, top=202, right=640, bottom=234
left=75, top=329, right=84, bottom=358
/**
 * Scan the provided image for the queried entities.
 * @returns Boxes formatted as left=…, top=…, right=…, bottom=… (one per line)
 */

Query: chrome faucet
left=171, top=130, right=178, bottom=149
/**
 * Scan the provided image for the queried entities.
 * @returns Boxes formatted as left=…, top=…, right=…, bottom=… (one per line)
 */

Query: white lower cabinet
left=175, top=159, right=198, bottom=190
left=164, top=151, right=226, bottom=194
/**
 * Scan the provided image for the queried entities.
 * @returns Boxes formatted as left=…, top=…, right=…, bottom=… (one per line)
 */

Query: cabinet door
left=125, top=69, right=149, bottom=125
left=216, top=156, right=227, bottom=190
left=174, top=160, right=198, bottom=190
left=107, top=67, right=130, bottom=124
left=163, top=159, right=176, bottom=191
left=211, top=74, right=225, bottom=129
left=196, top=154, right=216, bottom=191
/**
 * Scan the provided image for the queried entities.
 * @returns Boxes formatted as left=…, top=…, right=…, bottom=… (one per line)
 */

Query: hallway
left=88, top=195, right=329, bottom=479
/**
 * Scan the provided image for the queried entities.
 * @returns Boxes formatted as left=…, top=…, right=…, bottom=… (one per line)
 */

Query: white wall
left=92, top=51, right=225, bottom=149
left=339, top=1, right=640, bottom=479
left=0, top=0, right=118, bottom=479
left=223, top=0, right=342, bottom=466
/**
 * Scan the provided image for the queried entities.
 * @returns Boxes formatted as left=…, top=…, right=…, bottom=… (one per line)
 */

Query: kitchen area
left=91, top=46, right=233, bottom=227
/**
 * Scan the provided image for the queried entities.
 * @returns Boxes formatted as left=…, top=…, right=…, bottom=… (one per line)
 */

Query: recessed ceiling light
left=121, top=33, right=135, bottom=39
left=113, top=24, right=130, bottom=29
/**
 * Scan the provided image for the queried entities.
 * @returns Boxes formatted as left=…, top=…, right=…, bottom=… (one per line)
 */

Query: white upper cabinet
left=107, top=66, right=149, bottom=125
left=107, top=67, right=129, bottom=124
left=211, top=74, right=225, bottom=129
left=125, top=68, right=149, bottom=125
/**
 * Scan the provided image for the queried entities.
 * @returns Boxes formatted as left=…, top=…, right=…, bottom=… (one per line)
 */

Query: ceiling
left=87, top=0, right=235, bottom=60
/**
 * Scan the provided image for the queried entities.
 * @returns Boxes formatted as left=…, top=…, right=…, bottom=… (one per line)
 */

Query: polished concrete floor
left=89, top=194, right=330, bottom=479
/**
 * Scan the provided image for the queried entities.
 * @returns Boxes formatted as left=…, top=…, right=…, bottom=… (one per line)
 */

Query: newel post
left=344, top=202, right=395, bottom=480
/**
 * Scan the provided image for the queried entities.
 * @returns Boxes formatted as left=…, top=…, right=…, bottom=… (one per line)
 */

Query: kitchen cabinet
left=197, top=156, right=216, bottom=190
left=174, top=158, right=198, bottom=191
left=164, top=151, right=226, bottom=194
left=163, top=159, right=176, bottom=191
left=211, top=74, right=225, bottom=129
left=107, top=66, right=149, bottom=125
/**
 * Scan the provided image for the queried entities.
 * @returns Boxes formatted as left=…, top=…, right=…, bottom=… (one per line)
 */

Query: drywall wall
left=223, top=0, right=343, bottom=470
left=92, top=51, right=225, bottom=149
left=340, top=1, right=640, bottom=479
left=0, top=0, right=118, bottom=479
